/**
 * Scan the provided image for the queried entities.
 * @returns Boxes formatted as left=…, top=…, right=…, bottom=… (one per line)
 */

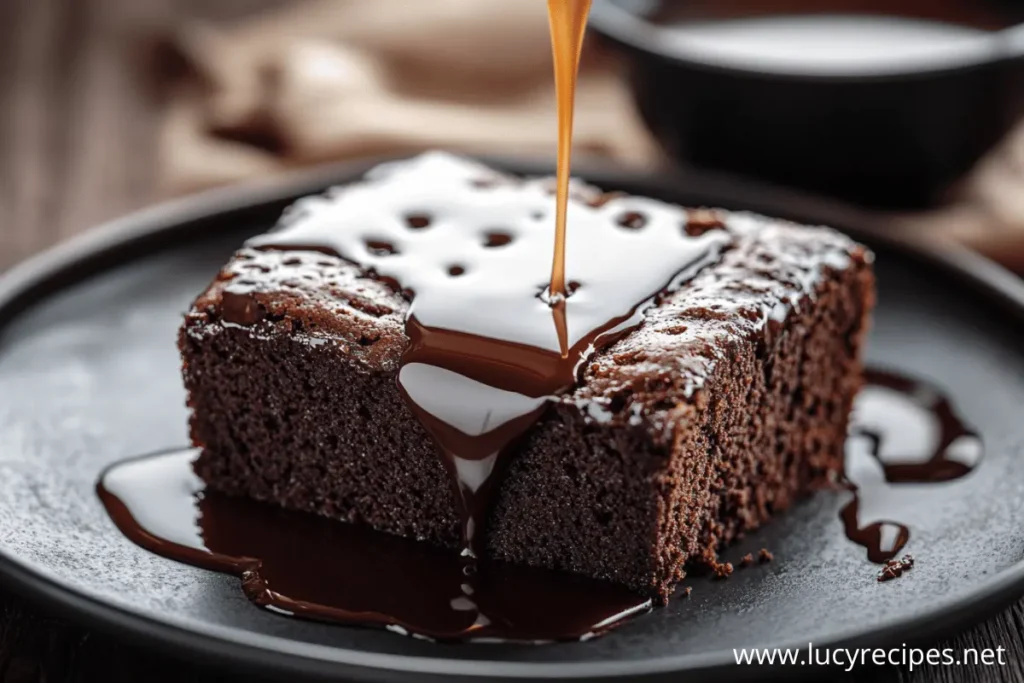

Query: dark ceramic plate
left=2, top=158, right=1024, bottom=682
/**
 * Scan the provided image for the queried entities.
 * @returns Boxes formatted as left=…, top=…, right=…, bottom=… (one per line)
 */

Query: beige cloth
left=160, top=0, right=1024, bottom=268
left=160, top=0, right=658, bottom=195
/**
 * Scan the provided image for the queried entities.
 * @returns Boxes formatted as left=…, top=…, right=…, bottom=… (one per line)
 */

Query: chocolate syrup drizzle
left=97, top=449, right=651, bottom=642
left=247, top=153, right=732, bottom=554
left=841, top=369, right=982, bottom=563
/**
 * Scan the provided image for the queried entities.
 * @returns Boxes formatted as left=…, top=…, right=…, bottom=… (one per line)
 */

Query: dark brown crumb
left=739, top=553, right=755, bottom=568
left=712, top=561, right=734, bottom=579
left=877, top=554, right=914, bottom=582
left=758, top=548, right=774, bottom=564
left=682, top=586, right=692, bottom=597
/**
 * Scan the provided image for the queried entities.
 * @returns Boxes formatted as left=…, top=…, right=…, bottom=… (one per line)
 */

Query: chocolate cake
left=179, top=152, right=875, bottom=603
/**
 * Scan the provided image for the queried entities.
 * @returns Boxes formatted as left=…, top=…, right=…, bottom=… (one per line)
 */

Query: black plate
left=2, top=158, right=1024, bottom=682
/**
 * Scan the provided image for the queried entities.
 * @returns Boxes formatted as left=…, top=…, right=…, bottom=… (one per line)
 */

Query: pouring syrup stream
left=547, top=0, right=592, bottom=357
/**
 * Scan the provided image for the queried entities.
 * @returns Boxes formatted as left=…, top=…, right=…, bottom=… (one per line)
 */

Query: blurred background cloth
left=159, top=0, right=1024, bottom=268
left=160, top=0, right=658, bottom=195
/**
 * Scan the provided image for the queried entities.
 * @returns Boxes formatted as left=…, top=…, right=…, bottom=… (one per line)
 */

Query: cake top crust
left=187, top=153, right=870, bottom=439
left=247, top=152, right=733, bottom=357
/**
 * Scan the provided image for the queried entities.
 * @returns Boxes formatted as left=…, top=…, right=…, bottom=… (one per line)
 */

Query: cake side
left=485, top=216, right=874, bottom=600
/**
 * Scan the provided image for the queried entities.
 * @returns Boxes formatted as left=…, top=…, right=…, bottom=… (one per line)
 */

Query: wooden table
left=2, top=0, right=1024, bottom=680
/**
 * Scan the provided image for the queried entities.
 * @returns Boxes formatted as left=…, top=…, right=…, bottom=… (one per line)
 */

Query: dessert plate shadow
left=2, top=158, right=1024, bottom=682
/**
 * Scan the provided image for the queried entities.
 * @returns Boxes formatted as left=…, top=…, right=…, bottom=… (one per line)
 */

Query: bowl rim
left=589, top=0, right=1024, bottom=82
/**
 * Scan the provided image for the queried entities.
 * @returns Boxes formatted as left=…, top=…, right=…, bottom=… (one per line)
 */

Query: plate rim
left=3, top=156, right=1024, bottom=681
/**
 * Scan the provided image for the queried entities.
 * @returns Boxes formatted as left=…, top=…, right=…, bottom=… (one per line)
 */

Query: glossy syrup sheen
left=97, top=449, right=652, bottom=643
left=841, top=370, right=983, bottom=563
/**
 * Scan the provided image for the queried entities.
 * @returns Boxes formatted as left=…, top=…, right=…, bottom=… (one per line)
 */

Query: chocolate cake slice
left=179, top=153, right=874, bottom=602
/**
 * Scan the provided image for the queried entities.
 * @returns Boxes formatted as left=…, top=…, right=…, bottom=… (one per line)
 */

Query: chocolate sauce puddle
left=96, top=367, right=983, bottom=638
left=97, top=449, right=651, bottom=642
left=841, top=369, right=982, bottom=563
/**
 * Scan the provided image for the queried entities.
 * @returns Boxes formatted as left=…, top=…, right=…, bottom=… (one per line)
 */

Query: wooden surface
left=1, top=0, right=1023, bottom=681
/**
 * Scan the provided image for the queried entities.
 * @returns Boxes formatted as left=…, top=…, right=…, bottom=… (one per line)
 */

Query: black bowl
left=590, top=0, right=1024, bottom=208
